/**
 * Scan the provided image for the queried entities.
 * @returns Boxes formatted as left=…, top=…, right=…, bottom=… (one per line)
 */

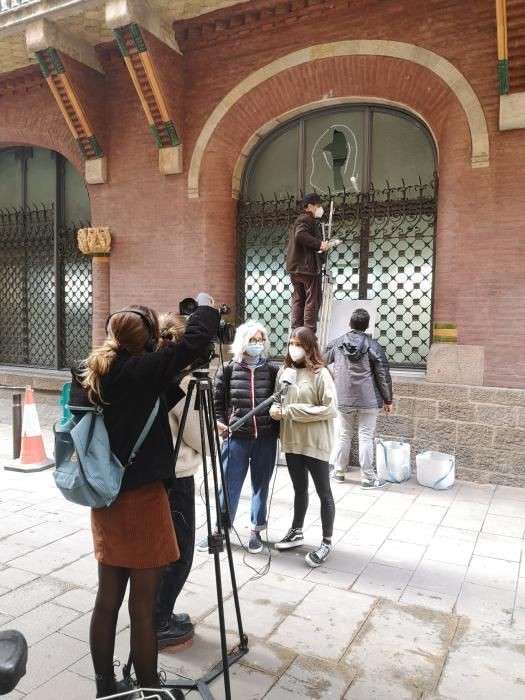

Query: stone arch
left=188, top=40, right=489, bottom=198
left=231, top=96, right=439, bottom=199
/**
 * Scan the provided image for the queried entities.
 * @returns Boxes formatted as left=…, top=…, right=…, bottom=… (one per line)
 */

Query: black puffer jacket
left=214, top=359, right=279, bottom=439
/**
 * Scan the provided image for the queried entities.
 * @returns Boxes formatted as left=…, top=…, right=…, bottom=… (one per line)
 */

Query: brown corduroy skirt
left=91, top=481, right=179, bottom=569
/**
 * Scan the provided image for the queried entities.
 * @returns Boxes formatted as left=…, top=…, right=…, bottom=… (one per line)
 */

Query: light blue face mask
left=246, top=342, right=264, bottom=357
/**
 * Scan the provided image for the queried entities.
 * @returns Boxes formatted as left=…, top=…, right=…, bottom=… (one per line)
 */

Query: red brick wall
left=0, top=0, right=524, bottom=387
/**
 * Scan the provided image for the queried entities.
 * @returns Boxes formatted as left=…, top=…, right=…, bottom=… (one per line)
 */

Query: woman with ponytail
left=70, top=297, right=218, bottom=699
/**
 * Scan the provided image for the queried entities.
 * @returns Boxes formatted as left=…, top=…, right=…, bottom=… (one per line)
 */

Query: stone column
left=77, top=227, right=112, bottom=349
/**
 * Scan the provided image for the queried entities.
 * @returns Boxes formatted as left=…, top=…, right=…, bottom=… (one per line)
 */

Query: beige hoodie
left=168, top=377, right=204, bottom=478
left=273, top=366, right=338, bottom=462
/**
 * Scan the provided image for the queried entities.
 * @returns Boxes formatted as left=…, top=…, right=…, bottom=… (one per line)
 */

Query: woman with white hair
left=197, top=320, right=278, bottom=554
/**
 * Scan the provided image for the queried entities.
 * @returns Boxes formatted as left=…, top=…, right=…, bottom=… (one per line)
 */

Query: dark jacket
left=214, top=359, right=279, bottom=440
left=286, top=212, right=323, bottom=276
left=69, top=306, right=219, bottom=492
left=324, top=330, right=393, bottom=409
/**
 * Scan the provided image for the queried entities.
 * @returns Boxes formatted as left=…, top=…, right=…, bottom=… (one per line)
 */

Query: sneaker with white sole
left=274, top=528, right=304, bottom=550
left=361, top=478, right=387, bottom=490
left=331, top=470, right=346, bottom=483
left=248, top=531, right=263, bottom=553
left=305, top=541, right=331, bottom=568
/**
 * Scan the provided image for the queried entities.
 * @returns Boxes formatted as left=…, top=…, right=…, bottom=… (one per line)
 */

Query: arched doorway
left=0, top=146, right=92, bottom=369
left=237, top=105, right=437, bottom=366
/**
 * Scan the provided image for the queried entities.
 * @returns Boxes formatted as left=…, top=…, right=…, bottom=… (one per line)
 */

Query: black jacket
left=286, top=212, right=323, bottom=276
left=69, top=306, right=219, bottom=492
left=324, top=330, right=393, bottom=408
left=214, top=359, right=279, bottom=439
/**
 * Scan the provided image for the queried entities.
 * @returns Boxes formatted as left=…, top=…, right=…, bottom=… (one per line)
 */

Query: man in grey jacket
left=324, top=308, right=393, bottom=489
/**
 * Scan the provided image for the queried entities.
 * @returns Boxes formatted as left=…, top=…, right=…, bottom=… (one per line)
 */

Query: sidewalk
left=0, top=425, right=524, bottom=699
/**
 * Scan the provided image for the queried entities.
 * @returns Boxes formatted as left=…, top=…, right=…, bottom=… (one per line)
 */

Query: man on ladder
left=286, top=193, right=340, bottom=335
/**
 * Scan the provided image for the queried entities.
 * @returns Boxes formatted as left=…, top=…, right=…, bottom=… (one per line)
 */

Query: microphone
left=280, top=367, right=297, bottom=396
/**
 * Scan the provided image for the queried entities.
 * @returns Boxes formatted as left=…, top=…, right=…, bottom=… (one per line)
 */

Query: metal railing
left=0, top=0, right=39, bottom=13
left=237, top=179, right=437, bottom=367
left=0, top=205, right=92, bottom=369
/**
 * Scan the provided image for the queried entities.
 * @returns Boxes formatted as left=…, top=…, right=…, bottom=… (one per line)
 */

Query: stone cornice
left=174, top=0, right=333, bottom=51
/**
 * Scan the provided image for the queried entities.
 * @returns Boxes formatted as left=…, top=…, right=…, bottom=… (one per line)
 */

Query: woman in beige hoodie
left=270, top=326, right=338, bottom=568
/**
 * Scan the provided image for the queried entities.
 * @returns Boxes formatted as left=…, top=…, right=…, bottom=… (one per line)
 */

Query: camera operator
left=155, top=312, right=205, bottom=650
left=70, top=295, right=219, bottom=700
left=197, top=320, right=279, bottom=554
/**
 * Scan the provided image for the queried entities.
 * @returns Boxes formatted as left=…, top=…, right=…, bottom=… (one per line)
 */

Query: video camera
left=178, top=297, right=235, bottom=345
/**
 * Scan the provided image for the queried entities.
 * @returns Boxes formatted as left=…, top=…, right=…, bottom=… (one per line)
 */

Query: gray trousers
left=331, top=408, right=378, bottom=480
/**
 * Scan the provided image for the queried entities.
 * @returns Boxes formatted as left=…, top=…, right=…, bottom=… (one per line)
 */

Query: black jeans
left=155, top=476, right=195, bottom=625
left=285, top=453, right=335, bottom=538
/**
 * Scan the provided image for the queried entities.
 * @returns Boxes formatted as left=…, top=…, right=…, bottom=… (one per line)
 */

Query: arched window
left=0, top=146, right=92, bottom=368
left=238, top=106, right=437, bottom=366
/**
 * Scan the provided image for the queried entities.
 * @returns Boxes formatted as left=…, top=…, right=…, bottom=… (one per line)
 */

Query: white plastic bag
left=416, top=451, right=455, bottom=490
left=376, top=438, right=411, bottom=483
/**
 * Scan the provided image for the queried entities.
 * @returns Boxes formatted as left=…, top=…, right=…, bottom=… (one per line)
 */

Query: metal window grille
left=0, top=205, right=92, bottom=369
left=237, top=180, right=437, bottom=367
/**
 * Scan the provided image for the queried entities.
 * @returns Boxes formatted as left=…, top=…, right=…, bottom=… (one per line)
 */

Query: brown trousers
left=290, top=273, right=323, bottom=333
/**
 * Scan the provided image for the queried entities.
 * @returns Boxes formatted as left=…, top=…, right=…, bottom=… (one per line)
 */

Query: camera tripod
left=124, top=369, right=248, bottom=700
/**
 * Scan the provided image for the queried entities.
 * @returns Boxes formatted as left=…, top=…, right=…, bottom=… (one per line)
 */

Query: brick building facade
left=0, top=0, right=524, bottom=388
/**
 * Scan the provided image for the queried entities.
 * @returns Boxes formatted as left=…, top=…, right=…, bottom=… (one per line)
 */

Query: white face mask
left=313, top=206, right=324, bottom=219
left=289, top=346, right=306, bottom=363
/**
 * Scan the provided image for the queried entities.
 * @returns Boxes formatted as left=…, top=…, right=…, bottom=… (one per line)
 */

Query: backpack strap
left=127, top=398, right=160, bottom=467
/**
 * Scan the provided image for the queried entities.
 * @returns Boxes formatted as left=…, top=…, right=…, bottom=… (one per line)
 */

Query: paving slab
left=343, top=601, right=457, bottom=699
left=455, top=581, right=514, bottom=624
left=265, top=656, right=352, bottom=699
left=270, top=585, right=375, bottom=660
left=436, top=619, right=525, bottom=700
left=352, top=562, right=412, bottom=601
left=0, top=601, right=80, bottom=646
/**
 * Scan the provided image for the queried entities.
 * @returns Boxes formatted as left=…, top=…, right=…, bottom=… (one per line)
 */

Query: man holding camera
left=286, top=193, right=328, bottom=333
left=324, top=308, right=393, bottom=489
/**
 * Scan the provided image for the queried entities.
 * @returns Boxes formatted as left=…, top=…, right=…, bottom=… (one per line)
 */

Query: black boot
left=156, top=615, right=194, bottom=650
left=140, top=673, right=184, bottom=699
left=95, top=673, right=133, bottom=698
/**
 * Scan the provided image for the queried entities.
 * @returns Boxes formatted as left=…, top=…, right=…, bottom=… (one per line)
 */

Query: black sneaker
left=305, top=542, right=331, bottom=568
left=275, top=528, right=304, bottom=550
left=248, top=531, right=263, bottom=553
left=157, top=618, right=195, bottom=650
left=361, top=478, right=387, bottom=490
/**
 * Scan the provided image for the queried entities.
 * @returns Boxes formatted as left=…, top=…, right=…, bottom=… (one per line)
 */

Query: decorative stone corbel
left=78, top=227, right=111, bottom=346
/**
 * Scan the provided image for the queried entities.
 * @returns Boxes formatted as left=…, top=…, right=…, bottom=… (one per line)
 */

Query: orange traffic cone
left=5, top=386, right=54, bottom=473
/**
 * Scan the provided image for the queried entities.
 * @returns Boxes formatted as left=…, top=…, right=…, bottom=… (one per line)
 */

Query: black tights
left=286, top=453, right=335, bottom=538
left=90, top=562, right=165, bottom=688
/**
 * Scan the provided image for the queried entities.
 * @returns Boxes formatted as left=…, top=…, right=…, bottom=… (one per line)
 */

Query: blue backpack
left=53, top=398, right=159, bottom=508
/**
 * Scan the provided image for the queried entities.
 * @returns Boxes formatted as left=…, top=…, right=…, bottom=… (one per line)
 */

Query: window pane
left=371, top=111, right=435, bottom=189
left=304, top=110, right=364, bottom=195
left=0, top=149, right=22, bottom=209
left=246, top=125, right=298, bottom=200
left=27, top=147, right=55, bottom=207
left=65, top=161, right=90, bottom=224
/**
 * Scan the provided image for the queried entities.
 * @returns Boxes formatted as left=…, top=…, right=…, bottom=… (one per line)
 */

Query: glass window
left=0, top=148, right=22, bottom=209
left=65, top=161, right=90, bottom=223
left=371, top=110, right=435, bottom=189
left=304, top=109, right=364, bottom=195
left=246, top=124, right=298, bottom=201
left=26, top=147, right=56, bottom=208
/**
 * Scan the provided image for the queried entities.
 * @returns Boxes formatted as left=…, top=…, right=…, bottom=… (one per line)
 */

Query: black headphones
left=105, top=308, right=157, bottom=353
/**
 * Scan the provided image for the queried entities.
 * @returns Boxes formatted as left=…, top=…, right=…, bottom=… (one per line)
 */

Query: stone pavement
left=0, top=425, right=524, bottom=699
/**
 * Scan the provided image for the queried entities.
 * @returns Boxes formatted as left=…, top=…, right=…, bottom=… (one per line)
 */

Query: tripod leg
left=197, top=380, right=232, bottom=700
left=201, top=385, right=248, bottom=652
